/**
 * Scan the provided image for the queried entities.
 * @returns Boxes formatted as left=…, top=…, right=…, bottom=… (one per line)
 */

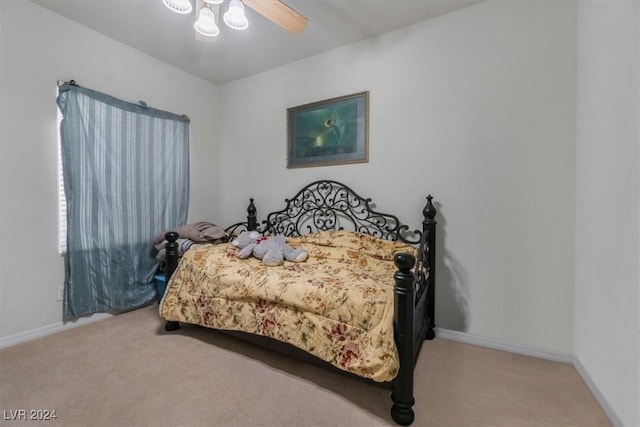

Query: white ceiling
left=29, top=0, right=485, bottom=84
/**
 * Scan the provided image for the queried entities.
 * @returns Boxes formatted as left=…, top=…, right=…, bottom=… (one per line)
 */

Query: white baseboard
left=435, top=327, right=622, bottom=427
left=0, top=313, right=114, bottom=349
left=573, top=357, right=624, bottom=427
left=435, top=327, right=575, bottom=363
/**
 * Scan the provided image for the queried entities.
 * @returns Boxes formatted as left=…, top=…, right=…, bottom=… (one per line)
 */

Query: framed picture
left=287, top=91, right=369, bottom=169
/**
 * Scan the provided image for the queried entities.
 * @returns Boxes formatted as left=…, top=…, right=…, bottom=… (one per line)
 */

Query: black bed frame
left=162, top=180, right=436, bottom=425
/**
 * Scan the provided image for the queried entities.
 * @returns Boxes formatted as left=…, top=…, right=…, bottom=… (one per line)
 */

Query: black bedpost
left=165, top=231, right=179, bottom=279
left=423, top=195, right=437, bottom=340
left=247, top=198, right=257, bottom=231
left=391, top=252, right=416, bottom=426
left=164, top=231, right=180, bottom=332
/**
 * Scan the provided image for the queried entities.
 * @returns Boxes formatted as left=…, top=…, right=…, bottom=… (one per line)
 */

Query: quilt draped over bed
left=160, top=230, right=415, bottom=382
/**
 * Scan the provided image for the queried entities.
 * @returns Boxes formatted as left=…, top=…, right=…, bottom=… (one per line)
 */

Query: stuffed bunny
left=231, top=231, right=308, bottom=266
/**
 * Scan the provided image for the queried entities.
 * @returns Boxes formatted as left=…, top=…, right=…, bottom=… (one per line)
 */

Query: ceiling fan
left=163, top=0, right=308, bottom=39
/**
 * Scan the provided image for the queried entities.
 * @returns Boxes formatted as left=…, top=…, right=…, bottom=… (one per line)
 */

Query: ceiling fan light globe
left=163, top=0, right=193, bottom=14
left=194, top=6, right=220, bottom=37
left=223, top=0, right=249, bottom=30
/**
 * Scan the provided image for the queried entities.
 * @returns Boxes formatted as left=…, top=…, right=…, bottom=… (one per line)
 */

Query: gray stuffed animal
left=232, top=231, right=308, bottom=266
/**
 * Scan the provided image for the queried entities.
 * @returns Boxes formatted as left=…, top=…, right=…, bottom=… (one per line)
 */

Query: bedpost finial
left=423, top=195, right=436, bottom=220
left=248, top=198, right=256, bottom=213
left=394, top=252, right=415, bottom=271
left=165, top=231, right=179, bottom=242
left=394, top=252, right=415, bottom=294
left=247, top=198, right=258, bottom=231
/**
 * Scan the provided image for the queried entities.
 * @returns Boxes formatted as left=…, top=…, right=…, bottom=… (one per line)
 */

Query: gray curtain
left=57, top=83, right=189, bottom=319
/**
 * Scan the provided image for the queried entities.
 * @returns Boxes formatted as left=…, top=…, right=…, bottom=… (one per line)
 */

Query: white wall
left=217, top=0, right=578, bottom=354
left=0, top=0, right=219, bottom=339
left=2, top=0, right=638, bottom=424
left=574, top=1, right=640, bottom=426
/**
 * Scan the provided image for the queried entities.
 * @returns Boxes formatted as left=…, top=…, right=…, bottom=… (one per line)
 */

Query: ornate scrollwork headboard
left=261, top=180, right=422, bottom=244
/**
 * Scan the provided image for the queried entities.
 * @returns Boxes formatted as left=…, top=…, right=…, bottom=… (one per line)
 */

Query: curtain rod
left=56, top=79, right=190, bottom=123
left=57, top=79, right=77, bottom=87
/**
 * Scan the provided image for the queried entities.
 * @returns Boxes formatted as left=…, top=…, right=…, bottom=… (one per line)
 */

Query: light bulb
left=223, top=0, right=248, bottom=31
left=194, top=6, right=220, bottom=37
left=163, top=0, right=193, bottom=14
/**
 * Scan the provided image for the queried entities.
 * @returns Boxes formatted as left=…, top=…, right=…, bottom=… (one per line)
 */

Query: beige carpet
left=0, top=305, right=610, bottom=427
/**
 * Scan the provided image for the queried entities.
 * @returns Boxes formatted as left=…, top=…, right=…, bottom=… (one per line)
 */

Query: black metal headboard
left=259, top=180, right=421, bottom=244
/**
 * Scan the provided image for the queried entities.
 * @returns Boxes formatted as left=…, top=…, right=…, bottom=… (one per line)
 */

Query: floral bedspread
left=159, top=230, right=415, bottom=382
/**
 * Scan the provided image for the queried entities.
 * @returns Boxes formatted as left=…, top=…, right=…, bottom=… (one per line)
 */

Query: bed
left=159, top=180, right=437, bottom=425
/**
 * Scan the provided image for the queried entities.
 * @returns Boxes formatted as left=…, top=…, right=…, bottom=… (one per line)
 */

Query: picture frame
left=287, top=91, right=369, bottom=169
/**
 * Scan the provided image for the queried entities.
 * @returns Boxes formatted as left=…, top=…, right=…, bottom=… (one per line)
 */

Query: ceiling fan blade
left=243, top=0, right=308, bottom=34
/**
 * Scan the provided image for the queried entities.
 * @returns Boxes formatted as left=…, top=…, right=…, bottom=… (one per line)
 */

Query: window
left=57, top=102, right=67, bottom=255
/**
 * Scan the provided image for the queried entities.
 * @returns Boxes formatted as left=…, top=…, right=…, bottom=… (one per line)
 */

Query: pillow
left=153, top=221, right=227, bottom=244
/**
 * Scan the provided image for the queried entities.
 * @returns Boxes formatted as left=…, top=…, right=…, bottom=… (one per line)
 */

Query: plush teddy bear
left=231, top=231, right=308, bottom=266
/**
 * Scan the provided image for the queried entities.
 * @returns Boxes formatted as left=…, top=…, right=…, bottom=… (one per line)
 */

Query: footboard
left=391, top=195, right=437, bottom=425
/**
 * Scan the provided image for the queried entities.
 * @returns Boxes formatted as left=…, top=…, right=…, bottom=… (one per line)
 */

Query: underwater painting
left=287, top=92, right=369, bottom=168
